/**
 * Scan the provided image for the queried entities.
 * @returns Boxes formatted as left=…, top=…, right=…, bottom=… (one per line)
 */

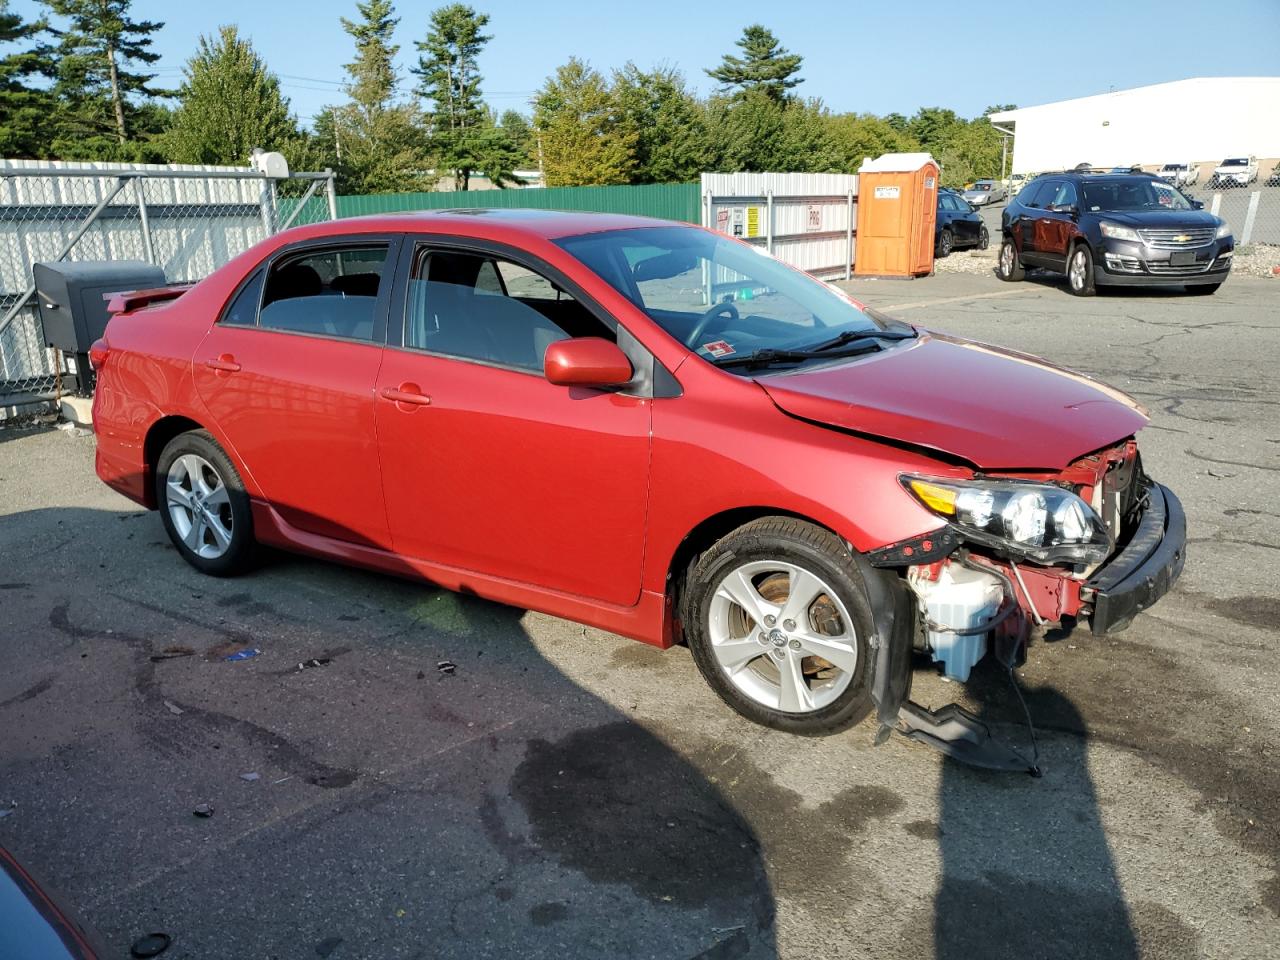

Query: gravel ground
left=2, top=273, right=1279, bottom=959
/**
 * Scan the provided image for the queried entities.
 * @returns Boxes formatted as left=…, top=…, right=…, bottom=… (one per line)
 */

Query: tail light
left=88, top=338, right=110, bottom=370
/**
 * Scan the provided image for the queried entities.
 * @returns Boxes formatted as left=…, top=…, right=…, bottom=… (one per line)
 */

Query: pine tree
left=0, top=1, right=56, bottom=158
left=706, top=25, right=803, bottom=102
left=534, top=58, right=635, bottom=187
left=40, top=0, right=164, bottom=149
left=412, top=3, right=492, bottom=190
left=164, top=26, right=298, bottom=165
left=330, top=0, right=428, bottom=194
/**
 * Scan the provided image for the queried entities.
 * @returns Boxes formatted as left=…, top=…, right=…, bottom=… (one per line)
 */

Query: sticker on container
left=874, top=185, right=900, bottom=199
left=716, top=207, right=730, bottom=233
left=745, top=206, right=761, bottom=238
left=924, top=176, right=936, bottom=189
left=701, top=340, right=735, bottom=358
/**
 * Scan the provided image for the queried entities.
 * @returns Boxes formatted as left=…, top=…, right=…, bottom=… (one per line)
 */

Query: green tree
left=612, top=62, right=709, bottom=183
left=706, top=24, right=802, bottom=102
left=533, top=58, right=635, bottom=186
left=40, top=0, right=165, bottom=151
left=0, top=1, right=56, bottom=158
left=906, top=106, right=962, bottom=153
left=163, top=26, right=298, bottom=164
left=705, top=90, right=835, bottom=173
left=497, top=108, right=533, bottom=167
left=826, top=112, right=920, bottom=169
left=413, top=3, right=491, bottom=189
left=330, top=0, right=428, bottom=193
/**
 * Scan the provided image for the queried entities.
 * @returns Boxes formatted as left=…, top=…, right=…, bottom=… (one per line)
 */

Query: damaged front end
left=861, top=441, right=1187, bottom=774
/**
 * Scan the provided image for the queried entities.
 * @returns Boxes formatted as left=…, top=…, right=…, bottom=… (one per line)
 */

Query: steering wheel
left=684, top=301, right=739, bottom=348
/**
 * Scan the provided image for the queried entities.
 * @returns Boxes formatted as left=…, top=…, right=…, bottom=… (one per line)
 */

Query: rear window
left=258, top=245, right=388, bottom=341
left=1222, top=158, right=1248, bottom=166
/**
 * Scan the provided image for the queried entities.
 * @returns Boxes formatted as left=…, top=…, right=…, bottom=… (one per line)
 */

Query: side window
left=1016, top=181, right=1043, bottom=206
left=405, top=249, right=611, bottom=373
left=1027, top=180, right=1060, bottom=209
left=497, top=261, right=564, bottom=300
left=258, top=244, right=388, bottom=341
left=1051, top=181, right=1079, bottom=209
left=221, top=270, right=264, bottom=326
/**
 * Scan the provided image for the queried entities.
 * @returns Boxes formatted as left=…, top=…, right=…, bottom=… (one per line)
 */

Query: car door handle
left=380, top=384, right=432, bottom=406
left=204, top=354, right=240, bottom=373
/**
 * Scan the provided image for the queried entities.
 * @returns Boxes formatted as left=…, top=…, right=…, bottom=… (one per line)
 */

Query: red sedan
left=91, top=211, right=1184, bottom=762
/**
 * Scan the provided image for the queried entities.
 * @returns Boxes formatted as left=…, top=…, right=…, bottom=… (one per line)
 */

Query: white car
left=1158, top=162, right=1199, bottom=187
left=1210, top=156, right=1258, bottom=188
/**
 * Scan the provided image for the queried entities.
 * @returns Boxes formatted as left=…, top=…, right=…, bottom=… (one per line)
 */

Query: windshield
left=972, top=183, right=992, bottom=191
left=1222, top=158, right=1247, bottom=166
left=1162, top=164, right=1186, bottom=171
left=557, top=226, right=902, bottom=365
left=1082, top=179, right=1195, bottom=211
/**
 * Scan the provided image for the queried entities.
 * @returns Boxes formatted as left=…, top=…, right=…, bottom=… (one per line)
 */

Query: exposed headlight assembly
left=901, top=475, right=1112, bottom=564
left=1099, top=221, right=1141, bottom=242
left=1215, top=222, right=1233, bottom=239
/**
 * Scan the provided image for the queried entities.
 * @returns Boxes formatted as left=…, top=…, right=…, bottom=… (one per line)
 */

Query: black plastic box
left=33, top=260, right=166, bottom=353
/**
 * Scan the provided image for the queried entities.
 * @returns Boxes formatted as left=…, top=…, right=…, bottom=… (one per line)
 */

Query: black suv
left=997, top=171, right=1233, bottom=296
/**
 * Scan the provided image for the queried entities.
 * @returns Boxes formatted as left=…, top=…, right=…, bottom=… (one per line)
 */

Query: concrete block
left=59, top=395, right=93, bottom=427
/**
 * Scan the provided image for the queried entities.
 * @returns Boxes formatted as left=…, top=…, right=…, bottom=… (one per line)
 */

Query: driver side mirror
left=1191, top=199, right=1204, bottom=209
left=544, top=337, right=633, bottom=389
left=1050, top=203, right=1078, bottom=215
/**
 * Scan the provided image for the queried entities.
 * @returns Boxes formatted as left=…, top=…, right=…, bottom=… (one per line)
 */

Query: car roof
left=332, top=208, right=680, bottom=241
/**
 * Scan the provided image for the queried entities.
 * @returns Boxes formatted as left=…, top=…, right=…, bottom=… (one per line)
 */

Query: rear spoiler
left=104, top=282, right=197, bottom=315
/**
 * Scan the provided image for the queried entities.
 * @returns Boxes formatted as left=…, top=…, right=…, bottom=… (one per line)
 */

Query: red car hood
left=758, top=332, right=1148, bottom=470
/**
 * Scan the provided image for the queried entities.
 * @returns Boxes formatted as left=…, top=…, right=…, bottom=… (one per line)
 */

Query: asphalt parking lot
left=2, top=270, right=1278, bottom=959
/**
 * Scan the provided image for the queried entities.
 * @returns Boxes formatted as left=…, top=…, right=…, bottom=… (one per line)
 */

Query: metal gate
left=0, top=160, right=337, bottom=415
left=701, top=172, right=859, bottom=280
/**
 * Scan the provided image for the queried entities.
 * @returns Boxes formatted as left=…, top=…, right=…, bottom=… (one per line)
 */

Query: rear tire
left=1067, top=244, right=1097, bottom=297
left=978, top=226, right=990, bottom=250
left=155, top=430, right=255, bottom=576
left=937, top=228, right=954, bottom=258
left=1186, top=283, right=1222, bottom=295
left=997, top=239, right=1024, bottom=281
left=681, top=518, right=874, bottom=736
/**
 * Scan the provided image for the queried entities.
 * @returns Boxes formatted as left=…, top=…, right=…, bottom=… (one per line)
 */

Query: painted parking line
left=877, top=288, right=1032, bottom=312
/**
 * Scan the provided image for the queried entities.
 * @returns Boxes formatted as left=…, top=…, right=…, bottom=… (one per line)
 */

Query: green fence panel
left=334, top=182, right=700, bottom=223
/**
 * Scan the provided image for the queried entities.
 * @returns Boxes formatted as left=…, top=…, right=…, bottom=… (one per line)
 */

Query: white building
left=990, top=77, right=1280, bottom=174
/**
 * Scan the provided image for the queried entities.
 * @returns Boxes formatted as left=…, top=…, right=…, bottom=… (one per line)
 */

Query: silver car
left=961, top=180, right=1007, bottom=206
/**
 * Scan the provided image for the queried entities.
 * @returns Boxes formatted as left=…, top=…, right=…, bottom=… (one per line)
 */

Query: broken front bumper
left=1084, top=483, right=1186, bottom=635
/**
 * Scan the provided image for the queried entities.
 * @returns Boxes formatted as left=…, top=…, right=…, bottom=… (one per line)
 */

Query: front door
left=374, top=244, right=651, bottom=606
left=193, top=237, right=400, bottom=548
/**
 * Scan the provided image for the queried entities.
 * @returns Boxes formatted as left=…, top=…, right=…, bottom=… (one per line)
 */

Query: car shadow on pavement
left=0, top=505, right=778, bottom=959
left=933, top=664, right=1140, bottom=959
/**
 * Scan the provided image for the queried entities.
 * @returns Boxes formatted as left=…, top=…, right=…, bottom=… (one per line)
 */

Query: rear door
left=192, top=236, right=401, bottom=548
left=373, top=240, right=651, bottom=605
left=1019, top=179, right=1061, bottom=265
left=949, top=196, right=980, bottom=246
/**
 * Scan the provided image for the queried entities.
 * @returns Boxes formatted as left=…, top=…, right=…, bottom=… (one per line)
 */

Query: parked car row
left=1007, top=156, right=1274, bottom=193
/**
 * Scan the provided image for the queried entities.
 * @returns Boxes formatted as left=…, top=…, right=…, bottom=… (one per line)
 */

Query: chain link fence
left=0, top=161, right=336, bottom=416
left=1184, top=161, right=1280, bottom=277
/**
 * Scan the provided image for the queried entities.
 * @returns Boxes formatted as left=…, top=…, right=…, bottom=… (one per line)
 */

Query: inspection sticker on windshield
left=701, top=340, right=735, bottom=358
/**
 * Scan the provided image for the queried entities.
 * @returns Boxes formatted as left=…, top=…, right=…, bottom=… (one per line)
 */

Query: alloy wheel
left=1000, top=243, right=1014, bottom=275
left=1070, top=250, right=1088, bottom=290
left=706, top=560, right=858, bottom=714
left=165, top=453, right=234, bottom=559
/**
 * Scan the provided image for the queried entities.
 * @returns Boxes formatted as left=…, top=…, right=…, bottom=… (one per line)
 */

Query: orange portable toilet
left=854, top=153, right=939, bottom=278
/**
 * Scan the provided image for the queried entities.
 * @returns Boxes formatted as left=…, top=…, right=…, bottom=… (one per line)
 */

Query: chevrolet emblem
left=1173, top=234, right=1191, bottom=242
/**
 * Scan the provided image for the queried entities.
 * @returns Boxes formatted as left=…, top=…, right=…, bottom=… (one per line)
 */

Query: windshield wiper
left=807, top=328, right=916, bottom=352
left=714, top=339, right=890, bottom=370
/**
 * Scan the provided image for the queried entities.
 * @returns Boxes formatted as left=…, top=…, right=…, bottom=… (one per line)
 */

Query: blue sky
left=14, top=0, right=1280, bottom=126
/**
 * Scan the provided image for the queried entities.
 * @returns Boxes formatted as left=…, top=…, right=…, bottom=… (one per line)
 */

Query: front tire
left=681, top=518, right=873, bottom=736
left=1067, top=243, right=1097, bottom=297
left=997, top=239, right=1024, bottom=281
left=156, top=430, right=255, bottom=576
left=978, top=226, right=990, bottom=250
